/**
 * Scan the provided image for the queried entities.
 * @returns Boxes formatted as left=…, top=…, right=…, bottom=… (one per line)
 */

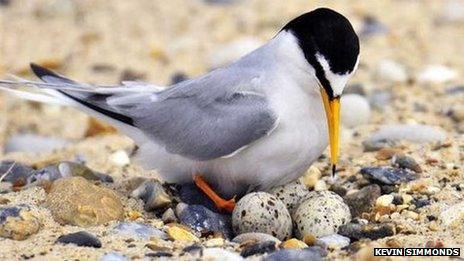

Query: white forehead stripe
left=316, top=53, right=357, bottom=96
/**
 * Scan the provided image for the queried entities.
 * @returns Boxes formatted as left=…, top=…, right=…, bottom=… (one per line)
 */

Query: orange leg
left=193, top=175, right=236, bottom=213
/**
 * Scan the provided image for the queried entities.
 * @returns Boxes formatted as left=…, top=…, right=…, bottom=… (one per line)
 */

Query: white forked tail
left=0, top=64, right=164, bottom=142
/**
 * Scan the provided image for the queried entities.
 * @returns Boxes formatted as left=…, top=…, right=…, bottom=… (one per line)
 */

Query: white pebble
left=440, top=0, right=464, bottom=23
left=366, top=124, right=446, bottom=144
left=376, top=59, right=408, bottom=83
left=314, top=180, right=328, bottom=191
left=315, top=234, right=350, bottom=249
left=5, top=134, right=70, bottom=154
left=417, top=65, right=457, bottom=84
left=341, top=94, right=371, bottom=128
left=109, top=150, right=130, bottom=166
left=376, top=195, right=394, bottom=207
left=202, top=248, right=244, bottom=261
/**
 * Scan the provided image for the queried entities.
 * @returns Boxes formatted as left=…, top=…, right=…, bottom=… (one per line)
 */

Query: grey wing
left=130, top=90, right=277, bottom=160
left=14, top=64, right=277, bottom=161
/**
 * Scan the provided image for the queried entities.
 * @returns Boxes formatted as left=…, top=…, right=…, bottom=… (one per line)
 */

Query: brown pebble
left=0, top=198, right=10, bottom=204
left=375, top=148, right=402, bottom=160
left=303, top=234, right=316, bottom=246
left=386, top=238, right=402, bottom=248
left=85, top=118, right=117, bottom=137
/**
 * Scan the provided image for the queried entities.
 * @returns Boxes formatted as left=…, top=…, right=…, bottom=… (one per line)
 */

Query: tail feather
left=0, top=64, right=142, bottom=126
left=0, top=85, right=69, bottom=106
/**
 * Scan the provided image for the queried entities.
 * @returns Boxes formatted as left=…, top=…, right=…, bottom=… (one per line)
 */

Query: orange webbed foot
left=193, top=175, right=236, bottom=213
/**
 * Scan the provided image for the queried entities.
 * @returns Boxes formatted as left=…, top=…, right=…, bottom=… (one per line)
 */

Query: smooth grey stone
left=264, top=248, right=323, bottom=261
left=113, top=222, right=167, bottom=240
left=5, top=134, right=70, bottom=154
left=361, top=167, right=418, bottom=185
left=176, top=203, right=233, bottom=239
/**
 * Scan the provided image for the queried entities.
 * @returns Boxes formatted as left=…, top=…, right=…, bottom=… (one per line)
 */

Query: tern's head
left=283, top=8, right=360, bottom=174
left=283, top=8, right=360, bottom=98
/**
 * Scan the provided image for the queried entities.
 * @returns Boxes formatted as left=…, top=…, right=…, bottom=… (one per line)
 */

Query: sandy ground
left=0, top=0, right=464, bottom=260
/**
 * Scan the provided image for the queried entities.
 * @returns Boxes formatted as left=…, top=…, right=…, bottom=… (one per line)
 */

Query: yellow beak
left=320, top=88, right=341, bottom=175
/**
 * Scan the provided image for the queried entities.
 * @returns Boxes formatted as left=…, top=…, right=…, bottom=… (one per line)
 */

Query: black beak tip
left=332, top=164, right=337, bottom=176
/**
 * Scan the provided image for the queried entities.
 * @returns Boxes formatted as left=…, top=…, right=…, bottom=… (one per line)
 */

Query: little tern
left=0, top=8, right=360, bottom=212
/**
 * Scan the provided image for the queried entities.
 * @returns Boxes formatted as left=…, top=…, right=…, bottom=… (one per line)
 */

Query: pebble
left=0, top=205, right=41, bottom=240
left=264, top=248, right=324, bottom=261
left=315, top=234, right=350, bottom=250
left=161, top=208, right=177, bottom=223
left=120, top=69, right=146, bottom=82
left=232, top=192, right=292, bottom=240
left=445, top=85, right=464, bottom=94
left=170, top=71, right=189, bottom=85
left=202, top=248, right=244, bottom=261
left=166, top=226, right=200, bottom=242
left=338, top=223, right=395, bottom=240
left=340, top=94, right=371, bottom=127
left=365, top=124, right=447, bottom=144
left=361, top=167, right=418, bottom=185
left=240, top=240, right=277, bottom=258
left=28, top=161, right=113, bottom=185
left=232, top=232, right=281, bottom=245
left=344, top=83, right=367, bottom=96
left=439, top=202, right=464, bottom=228
left=447, top=104, right=464, bottom=122
left=112, top=222, right=167, bottom=240
left=280, top=238, right=308, bottom=249
left=269, top=179, right=310, bottom=214
left=208, top=38, right=262, bottom=68
left=146, top=252, right=173, bottom=258
left=344, top=184, right=381, bottom=217
left=109, top=150, right=130, bottom=166
left=417, top=65, right=457, bottom=84
left=176, top=203, right=233, bottom=239
left=178, top=183, right=216, bottom=211
left=293, top=191, right=351, bottom=239
left=204, top=237, right=225, bottom=247
left=402, top=194, right=413, bottom=204
left=0, top=161, right=34, bottom=185
left=376, top=195, right=394, bottom=207
left=145, top=238, right=173, bottom=251
left=393, top=155, right=422, bottom=173
left=440, top=0, right=464, bottom=23
left=4, top=134, right=70, bottom=154
left=360, top=15, right=388, bottom=37
left=362, top=138, right=398, bottom=152
left=375, top=148, right=402, bottom=160
left=0, top=0, right=10, bottom=7
left=299, top=166, right=322, bottom=189
left=35, top=0, right=77, bottom=17
left=85, top=118, right=117, bottom=137
left=368, top=91, right=392, bottom=110
left=182, top=244, right=202, bottom=254
left=314, top=180, right=328, bottom=191
left=376, top=59, right=408, bottom=83
left=45, top=177, right=124, bottom=226
left=56, top=231, right=102, bottom=248
left=131, top=179, right=172, bottom=211
left=99, top=252, right=128, bottom=261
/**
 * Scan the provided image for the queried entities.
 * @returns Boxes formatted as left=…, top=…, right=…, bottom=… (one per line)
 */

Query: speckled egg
left=293, top=191, right=351, bottom=239
left=232, top=192, right=292, bottom=240
left=269, top=180, right=311, bottom=215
